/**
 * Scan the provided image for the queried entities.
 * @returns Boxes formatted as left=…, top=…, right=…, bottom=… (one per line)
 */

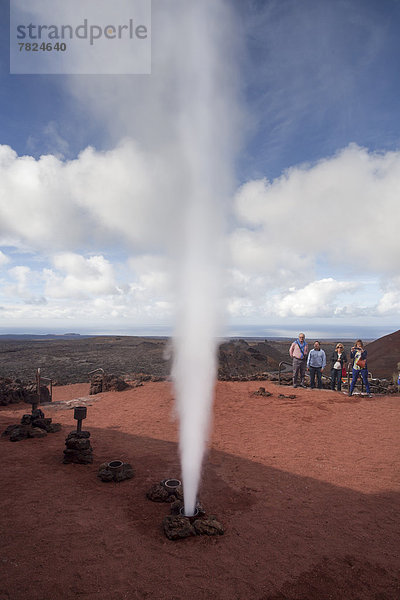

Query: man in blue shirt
left=307, top=341, right=326, bottom=389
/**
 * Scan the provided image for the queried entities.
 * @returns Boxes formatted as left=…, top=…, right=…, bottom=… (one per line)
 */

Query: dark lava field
left=0, top=336, right=171, bottom=385
left=0, top=335, right=344, bottom=386
left=2, top=329, right=398, bottom=385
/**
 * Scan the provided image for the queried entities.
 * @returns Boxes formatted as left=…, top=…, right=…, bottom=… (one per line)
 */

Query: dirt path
left=0, top=382, right=399, bottom=599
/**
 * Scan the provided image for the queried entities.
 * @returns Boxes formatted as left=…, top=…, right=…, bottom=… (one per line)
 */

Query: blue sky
left=0, top=0, right=400, bottom=338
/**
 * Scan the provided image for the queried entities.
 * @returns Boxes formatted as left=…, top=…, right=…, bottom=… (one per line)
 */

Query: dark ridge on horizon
left=0, top=333, right=96, bottom=341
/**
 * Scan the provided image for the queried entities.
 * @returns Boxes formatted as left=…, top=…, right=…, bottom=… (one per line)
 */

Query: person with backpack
left=289, top=333, right=308, bottom=388
left=349, top=339, right=372, bottom=396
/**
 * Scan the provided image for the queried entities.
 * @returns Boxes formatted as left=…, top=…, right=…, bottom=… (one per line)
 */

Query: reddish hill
left=366, top=329, right=400, bottom=379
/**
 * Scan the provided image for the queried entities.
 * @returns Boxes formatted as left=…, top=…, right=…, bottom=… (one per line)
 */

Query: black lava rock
left=2, top=410, right=61, bottom=442
left=63, top=430, right=93, bottom=464
left=163, top=515, right=196, bottom=540
left=146, top=483, right=170, bottom=502
left=97, top=462, right=134, bottom=482
left=193, top=516, right=224, bottom=536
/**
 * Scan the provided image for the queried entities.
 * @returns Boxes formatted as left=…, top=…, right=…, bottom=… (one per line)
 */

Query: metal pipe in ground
left=74, top=406, right=87, bottom=432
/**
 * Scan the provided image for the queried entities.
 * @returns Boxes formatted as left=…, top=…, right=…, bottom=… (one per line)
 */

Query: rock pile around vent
left=97, top=462, right=134, bottom=482
left=146, top=480, right=224, bottom=540
left=63, top=431, right=93, bottom=464
left=146, top=480, right=184, bottom=503
left=252, top=386, right=273, bottom=397
left=163, top=499, right=224, bottom=540
left=2, top=409, right=61, bottom=442
left=163, top=514, right=225, bottom=540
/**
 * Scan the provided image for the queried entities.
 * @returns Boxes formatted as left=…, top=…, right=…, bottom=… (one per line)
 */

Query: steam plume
left=168, top=1, right=240, bottom=515
left=26, top=0, right=241, bottom=515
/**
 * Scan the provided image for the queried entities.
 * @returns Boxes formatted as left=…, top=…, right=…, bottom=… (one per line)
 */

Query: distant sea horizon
left=0, top=323, right=397, bottom=341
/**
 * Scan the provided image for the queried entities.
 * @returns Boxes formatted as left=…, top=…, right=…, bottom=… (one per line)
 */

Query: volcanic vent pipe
left=74, top=406, right=87, bottom=432
left=164, top=479, right=182, bottom=495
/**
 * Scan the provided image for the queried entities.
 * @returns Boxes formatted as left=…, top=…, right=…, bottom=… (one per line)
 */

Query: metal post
left=278, top=361, right=292, bottom=386
left=36, top=367, right=41, bottom=396
left=32, top=367, right=40, bottom=412
left=74, top=406, right=87, bottom=433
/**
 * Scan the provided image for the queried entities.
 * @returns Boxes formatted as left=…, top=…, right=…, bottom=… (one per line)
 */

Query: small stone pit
left=97, top=460, right=134, bottom=482
left=146, top=479, right=183, bottom=503
left=2, top=408, right=61, bottom=442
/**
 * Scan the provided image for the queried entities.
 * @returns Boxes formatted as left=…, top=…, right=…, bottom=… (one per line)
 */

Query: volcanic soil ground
left=1, top=380, right=399, bottom=600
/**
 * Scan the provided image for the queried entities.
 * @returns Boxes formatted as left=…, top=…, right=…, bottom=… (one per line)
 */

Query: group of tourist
left=289, top=333, right=371, bottom=396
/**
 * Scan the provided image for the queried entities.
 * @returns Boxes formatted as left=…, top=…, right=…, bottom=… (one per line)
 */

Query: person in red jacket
left=289, top=333, right=309, bottom=388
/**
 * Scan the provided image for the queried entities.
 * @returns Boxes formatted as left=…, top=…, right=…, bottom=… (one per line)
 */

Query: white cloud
left=128, top=254, right=173, bottom=301
left=376, top=276, right=400, bottom=316
left=26, top=121, right=70, bottom=159
left=1, top=141, right=400, bottom=327
left=0, top=295, right=172, bottom=328
left=0, top=140, right=176, bottom=254
left=225, top=275, right=362, bottom=320
left=1, top=264, right=46, bottom=305
left=44, top=253, right=119, bottom=299
left=0, top=248, right=175, bottom=325
left=233, top=144, right=400, bottom=277
left=229, top=228, right=314, bottom=285
left=270, top=278, right=359, bottom=318
left=0, top=250, right=174, bottom=326
left=0, top=145, right=88, bottom=251
left=6, top=265, right=32, bottom=297
left=222, top=143, right=400, bottom=321
left=0, top=250, right=10, bottom=267
left=376, top=291, right=400, bottom=315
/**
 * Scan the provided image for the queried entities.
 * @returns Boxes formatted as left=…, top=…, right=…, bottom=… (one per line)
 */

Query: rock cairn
left=89, top=373, right=129, bottom=395
left=63, top=405, right=93, bottom=464
left=0, top=377, right=50, bottom=407
left=63, top=430, right=93, bottom=464
left=2, top=408, right=61, bottom=442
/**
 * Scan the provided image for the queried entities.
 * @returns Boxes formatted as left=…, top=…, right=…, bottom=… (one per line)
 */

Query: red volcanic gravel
left=0, top=381, right=399, bottom=600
